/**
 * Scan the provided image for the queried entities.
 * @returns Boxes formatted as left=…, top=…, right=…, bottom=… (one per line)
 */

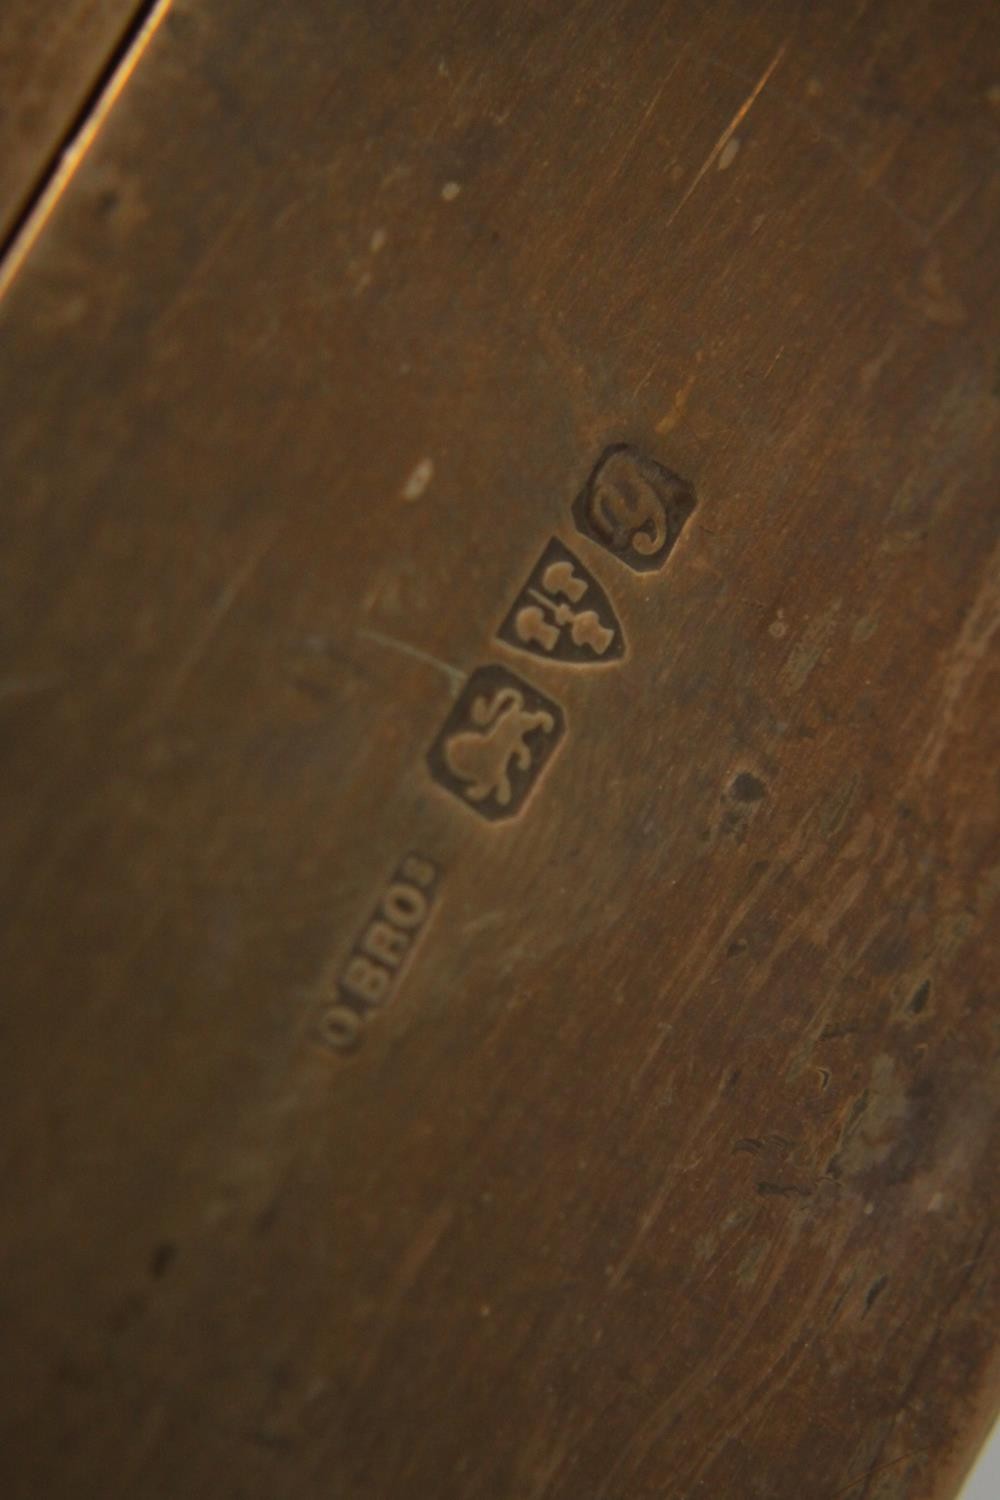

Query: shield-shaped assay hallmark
left=496, top=538, right=625, bottom=667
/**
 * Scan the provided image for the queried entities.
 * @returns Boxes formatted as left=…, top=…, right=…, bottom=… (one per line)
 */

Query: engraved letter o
left=320, top=1004, right=363, bottom=1051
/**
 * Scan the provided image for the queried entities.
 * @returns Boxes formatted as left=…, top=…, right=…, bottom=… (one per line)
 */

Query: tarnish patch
left=779, top=598, right=842, bottom=695
left=826, top=1055, right=909, bottom=1184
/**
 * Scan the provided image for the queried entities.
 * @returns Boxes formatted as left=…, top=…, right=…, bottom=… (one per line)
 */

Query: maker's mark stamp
left=573, top=443, right=696, bottom=572
left=427, top=664, right=565, bottom=820
left=497, top=537, right=624, bottom=666
left=320, top=851, right=439, bottom=1051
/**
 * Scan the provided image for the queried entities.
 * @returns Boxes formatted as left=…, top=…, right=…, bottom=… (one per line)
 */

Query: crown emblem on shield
left=496, top=538, right=624, bottom=666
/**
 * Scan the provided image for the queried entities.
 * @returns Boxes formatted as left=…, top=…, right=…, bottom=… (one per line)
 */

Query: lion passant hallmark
left=318, top=445, right=696, bottom=1049
left=427, top=664, right=565, bottom=820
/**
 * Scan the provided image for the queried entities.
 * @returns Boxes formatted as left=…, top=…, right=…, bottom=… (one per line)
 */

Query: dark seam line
left=0, top=0, right=164, bottom=274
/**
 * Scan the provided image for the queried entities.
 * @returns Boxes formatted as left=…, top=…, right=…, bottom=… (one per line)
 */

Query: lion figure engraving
left=444, top=687, right=555, bottom=806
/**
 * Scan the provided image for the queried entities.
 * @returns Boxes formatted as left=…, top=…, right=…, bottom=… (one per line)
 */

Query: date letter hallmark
left=319, top=853, right=439, bottom=1051
left=426, top=664, right=565, bottom=821
left=573, top=443, right=696, bottom=572
left=497, top=538, right=624, bottom=666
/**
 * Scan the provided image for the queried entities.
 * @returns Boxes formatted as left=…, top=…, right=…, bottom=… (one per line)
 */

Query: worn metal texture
left=1, top=2, right=998, bottom=1497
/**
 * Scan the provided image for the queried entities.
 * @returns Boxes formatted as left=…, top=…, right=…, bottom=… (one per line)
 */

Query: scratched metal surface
left=1, top=2, right=998, bottom=1497
left=0, top=1, right=146, bottom=244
